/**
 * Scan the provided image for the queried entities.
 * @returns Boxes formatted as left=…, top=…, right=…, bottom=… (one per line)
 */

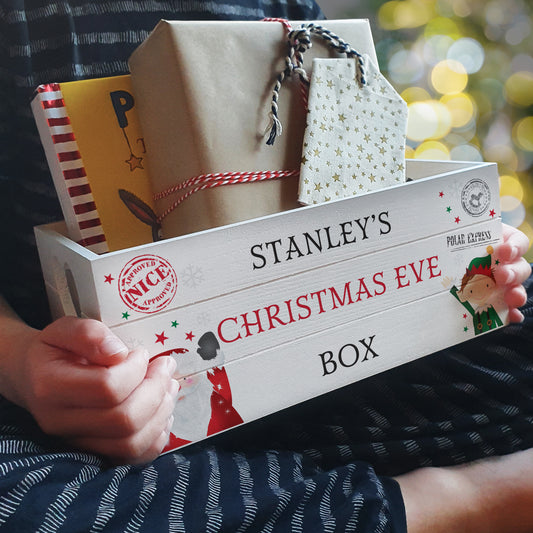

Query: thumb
left=42, top=316, right=129, bottom=366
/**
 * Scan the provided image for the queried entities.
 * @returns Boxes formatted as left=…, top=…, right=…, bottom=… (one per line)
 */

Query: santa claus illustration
left=162, top=331, right=243, bottom=452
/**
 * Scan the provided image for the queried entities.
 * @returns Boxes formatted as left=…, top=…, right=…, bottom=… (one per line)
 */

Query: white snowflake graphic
left=124, top=337, right=145, bottom=351
left=196, top=311, right=211, bottom=327
left=180, top=264, right=204, bottom=288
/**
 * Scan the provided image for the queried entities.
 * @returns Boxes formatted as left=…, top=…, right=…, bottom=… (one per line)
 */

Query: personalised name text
left=250, top=211, right=392, bottom=270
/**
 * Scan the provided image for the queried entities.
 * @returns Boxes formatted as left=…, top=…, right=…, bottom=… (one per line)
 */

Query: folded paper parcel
left=128, top=19, right=379, bottom=238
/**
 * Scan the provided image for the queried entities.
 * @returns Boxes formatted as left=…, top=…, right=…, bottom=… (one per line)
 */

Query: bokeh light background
left=324, top=0, right=533, bottom=259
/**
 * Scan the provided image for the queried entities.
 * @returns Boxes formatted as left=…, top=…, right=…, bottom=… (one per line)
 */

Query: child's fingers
left=97, top=356, right=177, bottom=439
left=508, top=308, right=525, bottom=324
left=35, top=346, right=150, bottom=408
left=38, top=357, right=179, bottom=439
left=504, top=284, right=528, bottom=310
left=498, top=224, right=530, bottom=263
left=41, top=316, right=129, bottom=366
left=70, top=375, right=177, bottom=464
left=515, top=258, right=533, bottom=284
left=495, top=258, right=532, bottom=286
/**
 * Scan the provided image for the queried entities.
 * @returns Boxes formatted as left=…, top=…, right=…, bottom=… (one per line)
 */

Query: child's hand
left=494, top=224, right=531, bottom=323
left=10, top=316, right=179, bottom=464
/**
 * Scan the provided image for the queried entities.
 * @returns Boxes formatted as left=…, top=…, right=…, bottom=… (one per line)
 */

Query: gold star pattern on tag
left=298, top=56, right=408, bottom=205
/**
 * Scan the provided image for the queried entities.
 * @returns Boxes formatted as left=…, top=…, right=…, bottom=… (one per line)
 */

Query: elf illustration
left=161, top=331, right=243, bottom=451
left=444, top=246, right=503, bottom=335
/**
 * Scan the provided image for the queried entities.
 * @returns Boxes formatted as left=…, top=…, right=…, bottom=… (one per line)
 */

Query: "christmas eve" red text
left=217, top=255, right=441, bottom=344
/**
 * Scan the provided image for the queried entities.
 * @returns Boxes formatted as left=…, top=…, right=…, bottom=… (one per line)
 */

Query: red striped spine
left=36, top=84, right=108, bottom=253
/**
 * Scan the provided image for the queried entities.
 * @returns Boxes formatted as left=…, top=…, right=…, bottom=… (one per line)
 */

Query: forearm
left=396, top=449, right=533, bottom=533
left=0, top=295, right=40, bottom=408
left=0, top=295, right=178, bottom=463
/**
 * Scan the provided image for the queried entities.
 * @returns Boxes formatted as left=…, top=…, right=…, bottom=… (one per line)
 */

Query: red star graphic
left=463, top=313, right=468, bottom=319
left=125, top=154, right=144, bottom=171
left=455, top=216, right=461, bottom=224
left=104, top=274, right=114, bottom=284
left=439, top=191, right=444, bottom=198
left=489, top=209, right=496, bottom=218
left=185, top=331, right=195, bottom=341
left=155, top=331, right=168, bottom=345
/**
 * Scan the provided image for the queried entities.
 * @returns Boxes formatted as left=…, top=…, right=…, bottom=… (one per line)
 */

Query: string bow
left=267, top=23, right=367, bottom=146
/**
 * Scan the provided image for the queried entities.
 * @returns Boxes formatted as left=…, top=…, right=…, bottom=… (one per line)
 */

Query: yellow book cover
left=32, top=75, right=159, bottom=253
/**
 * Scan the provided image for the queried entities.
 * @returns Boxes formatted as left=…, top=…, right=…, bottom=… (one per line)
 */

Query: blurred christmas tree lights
left=335, top=0, right=533, bottom=258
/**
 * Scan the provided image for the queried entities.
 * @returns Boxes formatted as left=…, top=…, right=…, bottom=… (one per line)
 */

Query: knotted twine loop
left=267, top=22, right=367, bottom=146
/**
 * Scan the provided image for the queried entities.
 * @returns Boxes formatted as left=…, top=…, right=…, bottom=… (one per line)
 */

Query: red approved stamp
left=119, top=254, right=177, bottom=313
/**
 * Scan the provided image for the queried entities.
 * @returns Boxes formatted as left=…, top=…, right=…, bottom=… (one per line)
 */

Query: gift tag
left=298, top=56, right=408, bottom=205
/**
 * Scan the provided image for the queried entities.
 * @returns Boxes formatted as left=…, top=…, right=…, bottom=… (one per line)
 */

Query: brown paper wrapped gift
left=128, top=19, right=377, bottom=238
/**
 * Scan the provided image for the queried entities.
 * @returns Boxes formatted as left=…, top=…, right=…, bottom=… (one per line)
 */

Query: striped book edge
left=34, top=83, right=109, bottom=254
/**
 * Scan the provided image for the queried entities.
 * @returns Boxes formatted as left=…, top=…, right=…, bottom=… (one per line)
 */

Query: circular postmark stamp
left=119, top=254, right=177, bottom=314
left=461, top=178, right=491, bottom=217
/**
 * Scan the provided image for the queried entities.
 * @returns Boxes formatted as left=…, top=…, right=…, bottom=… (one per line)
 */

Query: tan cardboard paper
left=128, top=19, right=378, bottom=238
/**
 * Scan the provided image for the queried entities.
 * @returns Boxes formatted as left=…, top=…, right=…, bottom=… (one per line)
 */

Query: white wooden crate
left=35, top=159, right=505, bottom=449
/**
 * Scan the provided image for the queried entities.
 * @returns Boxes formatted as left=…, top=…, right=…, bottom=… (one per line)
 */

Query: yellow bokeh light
left=395, top=1, right=433, bottom=28
left=440, top=93, right=476, bottom=128
left=484, top=145, right=519, bottom=172
left=414, top=140, right=450, bottom=160
left=504, top=72, right=533, bottom=107
left=378, top=1, right=400, bottom=30
left=431, top=101, right=453, bottom=138
left=406, top=100, right=451, bottom=141
left=501, top=195, right=522, bottom=211
left=407, top=101, right=438, bottom=141
left=378, top=0, right=434, bottom=30
left=512, top=116, right=533, bottom=152
left=424, top=17, right=461, bottom=39
left=499, top=175, right=524, bottom=210
left=431, top=60, right=468, bottom=94
left=405, top=146, right=416, bottom=159
left=401, top=86, right=431, bottom=104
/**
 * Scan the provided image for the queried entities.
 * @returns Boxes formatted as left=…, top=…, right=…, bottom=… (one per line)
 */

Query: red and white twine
left=154, top=169, right=299, bottom=222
